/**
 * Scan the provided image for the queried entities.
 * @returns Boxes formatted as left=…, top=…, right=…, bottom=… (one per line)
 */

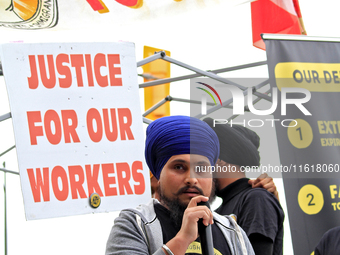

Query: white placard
left=1, top=42, right=150, bottom=220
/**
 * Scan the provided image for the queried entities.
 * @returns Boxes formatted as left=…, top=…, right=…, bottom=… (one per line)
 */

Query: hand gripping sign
left=0, top=42, right=150, bottom=220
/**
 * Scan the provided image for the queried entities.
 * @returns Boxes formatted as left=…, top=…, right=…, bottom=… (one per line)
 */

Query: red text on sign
left=27, top=108, right=134, bottom=145
left=27, top=54, right=122, bottom=89
left=87, top=108, right=134, bottom=142
left=27, top=161, right=145, bottom=202
left=27, top=110, right=80, bottom=145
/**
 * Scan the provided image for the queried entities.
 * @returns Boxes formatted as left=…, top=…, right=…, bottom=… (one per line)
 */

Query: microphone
left=197, top=201, right=214, bottom=255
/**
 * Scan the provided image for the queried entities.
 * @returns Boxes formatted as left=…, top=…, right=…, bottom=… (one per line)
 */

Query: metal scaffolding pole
left=159, top=54, right=271, bottom=104
left=137, top=51, right=165, bottom=67
left=139, top=61, right=267, bottom=88
left=137, top=51, right=270, bottom=122
left=162, top=55, right=248, bottom=90
left=0, top=168, right=19, bottom=175
left=170, top=96, right=233, bottom=109
left=0, top=113, right=11, bottom=122
left=0, top=146, right=15, bottom=158
left=229, top=88, right=272, bottom=121
left=142, top=96, right=172, bottom=117
left=194, top=79, right=271, bottom=119
left=143, top=117, right=152, bottom=124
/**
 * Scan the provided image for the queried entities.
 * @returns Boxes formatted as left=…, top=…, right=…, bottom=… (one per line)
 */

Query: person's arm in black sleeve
left=248, top=233, right=273, bottom=255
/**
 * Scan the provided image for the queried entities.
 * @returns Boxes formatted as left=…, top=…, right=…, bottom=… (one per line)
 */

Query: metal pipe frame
left=137, top=51, right=165, bottom=67
left=262, top=33, right=340, bottom=42
left=139, top=61, right=267, bottom=88
left=0, top=168, right=19, bottom=175
left=194, top=90, right=247, bottom=119
left=143, top=117, right=152, bottom=124
left=142, top=96, right=171, bottom=117
left=252, top=79, right=272, bottom=101
left=138, top=51, right=271, bottom=122
left=138, top=73, right=160, bottom=80
left=194, top=79, right=271, bottom=119
left=0, top=113, right=11, bottom=122
left=228, top=88, right=272, bottom=121
left=162, top=55, right=248, bottom=90
left=170, top=97, right=233, bottom=109
left=0, top=146, right=15, bottom=158
left=153, top=54, right=271, bottom=105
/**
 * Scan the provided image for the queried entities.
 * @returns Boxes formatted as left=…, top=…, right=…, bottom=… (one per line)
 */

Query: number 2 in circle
left=307, top=193, right=315, bottom=206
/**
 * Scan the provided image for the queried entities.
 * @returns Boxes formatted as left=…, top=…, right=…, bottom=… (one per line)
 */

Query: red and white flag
left=251, top=0, right=307, bottom=50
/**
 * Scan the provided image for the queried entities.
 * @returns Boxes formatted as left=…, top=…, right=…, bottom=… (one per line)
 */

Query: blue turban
left=145, top=115, right=220, bottom=180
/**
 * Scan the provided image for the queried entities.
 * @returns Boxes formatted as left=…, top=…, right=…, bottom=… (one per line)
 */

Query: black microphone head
left=197, top=201, right=211, bottom=209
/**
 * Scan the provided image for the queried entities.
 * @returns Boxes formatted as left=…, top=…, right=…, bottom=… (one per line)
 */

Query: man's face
left=158, top=154, right=213, bottom=207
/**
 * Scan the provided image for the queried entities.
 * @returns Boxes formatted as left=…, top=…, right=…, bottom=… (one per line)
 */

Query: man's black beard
left=157, top=180, right=216, bottom=229
left=158, top=186, right=187, bottom=229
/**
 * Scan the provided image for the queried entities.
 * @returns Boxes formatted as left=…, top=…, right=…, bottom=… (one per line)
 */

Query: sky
left=1, top=0, right=340, bottom=254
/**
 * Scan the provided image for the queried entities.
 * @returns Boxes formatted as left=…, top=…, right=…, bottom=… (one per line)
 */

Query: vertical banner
left=0, top=42, right=150, bottom=220
left=264, top=35, right=340, bottom=254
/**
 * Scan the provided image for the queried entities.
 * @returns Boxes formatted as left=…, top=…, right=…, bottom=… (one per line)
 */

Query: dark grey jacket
left=106, top=199, right=254, bottom=255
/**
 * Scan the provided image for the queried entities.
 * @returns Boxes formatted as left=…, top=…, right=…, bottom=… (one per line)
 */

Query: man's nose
left=184, top=169, right=198, bottom=186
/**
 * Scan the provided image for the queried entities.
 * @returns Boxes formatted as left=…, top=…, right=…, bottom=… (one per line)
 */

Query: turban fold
left=203, top=117, right=260, bottom=167
left=145, top=115, right=220, bottom=180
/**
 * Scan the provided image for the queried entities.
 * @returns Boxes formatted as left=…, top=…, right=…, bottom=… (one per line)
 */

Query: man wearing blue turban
left=106, top=115, right=254, bottom=255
